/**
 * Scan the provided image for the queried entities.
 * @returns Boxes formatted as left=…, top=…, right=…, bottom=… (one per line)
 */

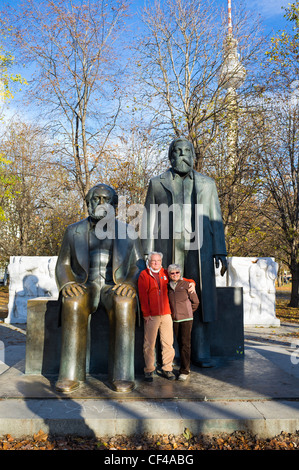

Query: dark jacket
left=168, top=279, right=200, bottom=322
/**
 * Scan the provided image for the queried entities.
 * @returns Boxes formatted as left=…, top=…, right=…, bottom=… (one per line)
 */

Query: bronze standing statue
left=55, top=183, right=145, bottom=393
left=142, top=138, right=227, bottom=367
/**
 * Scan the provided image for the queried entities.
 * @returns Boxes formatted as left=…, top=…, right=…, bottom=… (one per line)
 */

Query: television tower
left=219, top=0, right=246, bottom=167
left=228, top=0, right=233, bottom=36
left=219, top=0, right=246, bottom=91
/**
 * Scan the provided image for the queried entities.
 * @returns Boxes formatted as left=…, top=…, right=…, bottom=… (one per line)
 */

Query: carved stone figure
left=55, top=183, right=145, bottom=393
left=227, top=256, right=280, bottom=326
left=249, top=258, right=279, bottom=325
left=7, top=256, right=58, bottom=323
left=142, top=138, right=227, bottom=366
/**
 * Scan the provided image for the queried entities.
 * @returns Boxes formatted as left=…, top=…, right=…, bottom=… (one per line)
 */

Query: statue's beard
left=172, top=159, right=192, bottom=175
left=89, top=203, right=114, bottom=221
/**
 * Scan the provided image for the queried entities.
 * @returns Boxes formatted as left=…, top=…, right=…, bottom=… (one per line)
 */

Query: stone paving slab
left=1, top=322, right=299, bottom=439
left=1, top=345, right=299, bottom=401
left=1, top=397, right=299, bottom=439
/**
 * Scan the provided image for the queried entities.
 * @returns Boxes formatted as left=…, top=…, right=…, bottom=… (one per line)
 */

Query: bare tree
left=0, top=119, right=83, bottom=261
left=107, top=124, right=168, bottom=206
left=1, top=0, right=129, bottom=207
left=257, top=92, right=299, bottom=307
left=132, top=0, right=265, bottom=172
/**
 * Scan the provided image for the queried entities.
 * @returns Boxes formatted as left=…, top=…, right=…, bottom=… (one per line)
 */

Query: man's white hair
left=148, top=251, right=163, bottom=261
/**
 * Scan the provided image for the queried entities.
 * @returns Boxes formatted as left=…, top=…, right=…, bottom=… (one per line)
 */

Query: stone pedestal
left=25, top=298, right=146, bottom=376
left=25, top=287, right=244, bottom=378
left=210, top=287, right=244, bottom=358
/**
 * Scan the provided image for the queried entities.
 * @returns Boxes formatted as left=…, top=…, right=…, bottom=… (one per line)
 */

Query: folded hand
left=111, top=283, right=136, bottom=298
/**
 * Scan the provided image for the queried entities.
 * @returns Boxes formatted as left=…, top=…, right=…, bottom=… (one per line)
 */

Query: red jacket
left=138, top=267, right=171, bottom=318
left=138, top=267, right=194, bottom=318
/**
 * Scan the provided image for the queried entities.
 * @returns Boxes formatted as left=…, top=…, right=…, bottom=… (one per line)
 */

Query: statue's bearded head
left=85, top=184, right=118, bottom=221
left=168, top=138, right=195, bottom=176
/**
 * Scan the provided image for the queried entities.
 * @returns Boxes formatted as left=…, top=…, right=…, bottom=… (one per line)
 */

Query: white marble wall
left=6, top=256, right=58, bottom=324
left=215, top=256, right=280, bottom=326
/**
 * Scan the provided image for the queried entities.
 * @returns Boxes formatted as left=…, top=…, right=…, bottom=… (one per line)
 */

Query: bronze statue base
left=111, top=380, right=135, bottom=393
left=55, top=378, right=135, bottom=394
left=55, top=379, right=81, bottom=393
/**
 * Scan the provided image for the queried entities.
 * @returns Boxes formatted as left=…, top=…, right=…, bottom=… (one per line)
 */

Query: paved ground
left=1, top=319, right=299, bottom=440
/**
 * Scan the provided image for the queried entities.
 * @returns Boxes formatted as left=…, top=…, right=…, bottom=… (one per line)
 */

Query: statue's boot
left=55, top=379, right=80, bottom=393
left=106, top=293, right=136, bottom=392
left=55, top=294, right=90, bottom=393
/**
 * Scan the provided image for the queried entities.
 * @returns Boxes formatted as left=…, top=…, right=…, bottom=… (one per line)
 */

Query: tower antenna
left=228, top=0, right=233, bottom=36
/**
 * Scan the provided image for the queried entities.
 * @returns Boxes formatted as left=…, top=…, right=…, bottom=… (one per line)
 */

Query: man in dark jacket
left=168, top=264, right=200, bottom=381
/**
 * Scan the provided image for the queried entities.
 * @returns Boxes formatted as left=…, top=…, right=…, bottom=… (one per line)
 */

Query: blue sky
left=248, top=0, right=289, bottom=18
left=134, top=1, right=292, bottom=32
left=0, top=0, right=294, bottom=117
left=0, top=0, right=293, bottom=35
left=244, top=0, right=291, bottom=34
left=132, top=0, right=292, bottom=33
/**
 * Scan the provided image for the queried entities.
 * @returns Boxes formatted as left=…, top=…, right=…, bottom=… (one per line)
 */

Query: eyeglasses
left=170, top=271, right=180, bottom=275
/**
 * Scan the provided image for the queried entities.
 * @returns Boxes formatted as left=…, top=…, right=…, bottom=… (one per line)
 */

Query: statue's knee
left=62, top=290, right=91, bottom=315
left=113, top=294, right=136, bottom=310
left=110, top=296, right=136, bottom=328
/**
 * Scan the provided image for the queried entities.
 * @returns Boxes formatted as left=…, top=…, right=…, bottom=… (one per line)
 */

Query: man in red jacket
left=138, top=251, right=194, bottom=382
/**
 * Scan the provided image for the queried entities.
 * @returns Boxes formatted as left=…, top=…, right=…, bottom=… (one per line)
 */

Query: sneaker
left=178, top=374, right=189, bottom=381
left=162, top=370, right=176, bottom=380
left=144, top=372, right=154, bottom=382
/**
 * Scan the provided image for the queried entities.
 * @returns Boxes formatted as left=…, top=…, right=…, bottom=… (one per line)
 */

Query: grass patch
left=276, top=297, right=299, bottom=324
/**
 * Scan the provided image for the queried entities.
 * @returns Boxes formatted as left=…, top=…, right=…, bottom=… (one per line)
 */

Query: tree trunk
left=289, top=259, right=299, bottom=308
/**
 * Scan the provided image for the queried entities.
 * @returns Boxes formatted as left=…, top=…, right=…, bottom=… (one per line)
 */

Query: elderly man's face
left=149, top=254, right=162, bottom=270
left=88, top=186, right=116, bottom=220
left=170, top=141, right=194, bottom=175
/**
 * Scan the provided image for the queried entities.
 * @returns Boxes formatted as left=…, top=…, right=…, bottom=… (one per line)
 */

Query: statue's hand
left=214, top=255, right=228, bottom=276
left=62, top=283, right=87, bottom=298
left=111, top=283, right=136, bottom=298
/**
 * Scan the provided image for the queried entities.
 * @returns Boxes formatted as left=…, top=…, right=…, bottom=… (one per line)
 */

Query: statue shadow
left=0, top=323, right=26, bottom=370
left=16, top=379, right=97, bottom=441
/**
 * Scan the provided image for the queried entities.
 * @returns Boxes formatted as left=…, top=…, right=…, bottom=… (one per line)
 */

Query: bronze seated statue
left=54, top=183, right=145, bottom=393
